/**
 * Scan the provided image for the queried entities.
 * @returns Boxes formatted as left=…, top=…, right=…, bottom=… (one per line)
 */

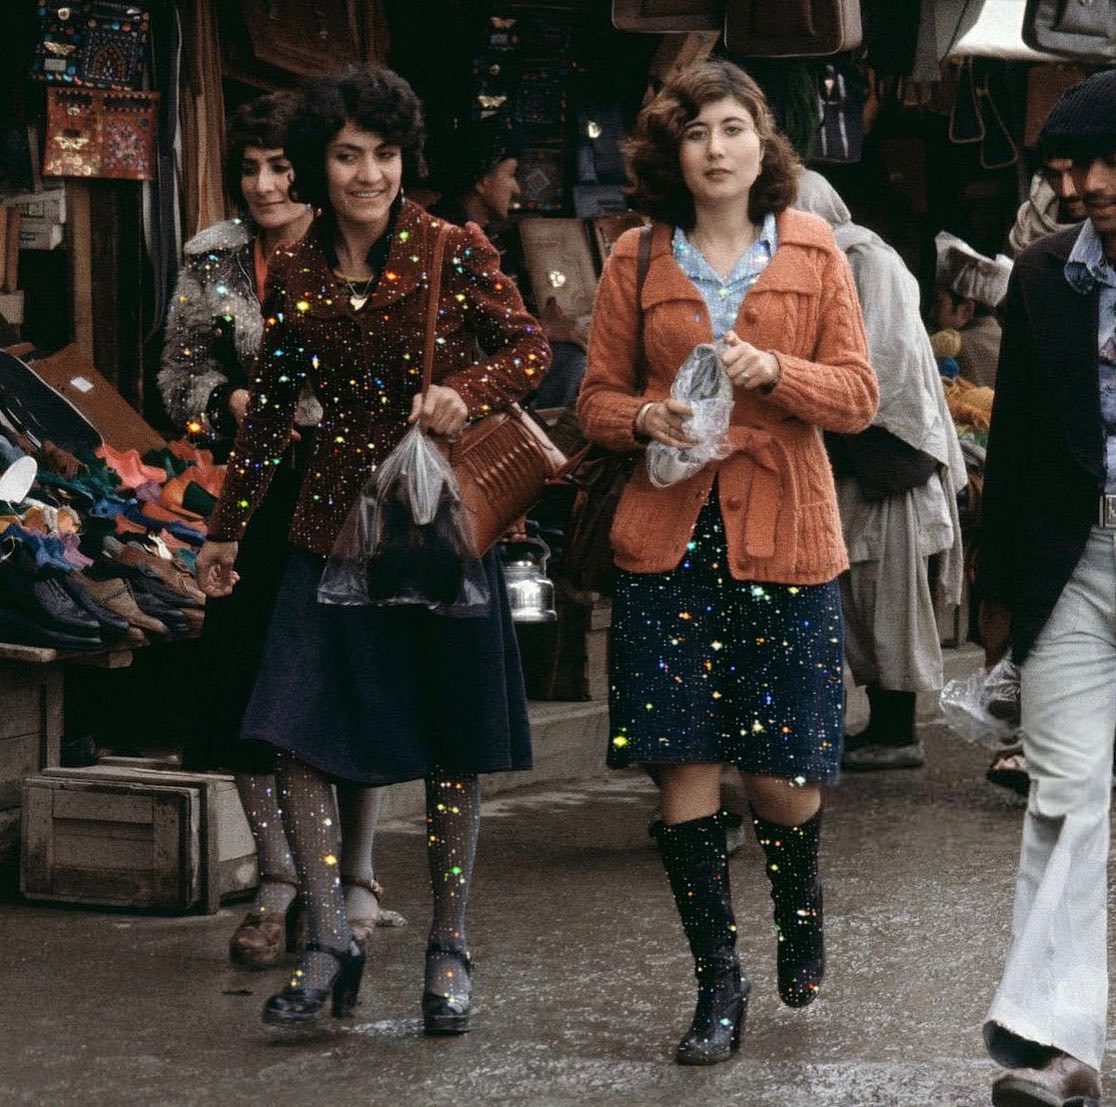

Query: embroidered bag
left=30, top=2, right=151, bottom=90
left=43, top=86, right=159, bottom=180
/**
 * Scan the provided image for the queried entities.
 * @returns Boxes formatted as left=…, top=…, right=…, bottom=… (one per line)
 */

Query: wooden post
left=66, top=181, right=94, bottom=358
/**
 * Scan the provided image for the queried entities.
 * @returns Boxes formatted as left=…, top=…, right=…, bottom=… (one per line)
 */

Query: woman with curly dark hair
left=578, top=60, right=876, bottom=1063
left=158, top=91, right=403, bottom=973
left=195, top=65, right=550, bottom=1033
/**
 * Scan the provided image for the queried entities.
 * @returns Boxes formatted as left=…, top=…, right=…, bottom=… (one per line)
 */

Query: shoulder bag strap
left=421, top=219, right=452, bottom=396
left=633, top=223, right=652, bottom=394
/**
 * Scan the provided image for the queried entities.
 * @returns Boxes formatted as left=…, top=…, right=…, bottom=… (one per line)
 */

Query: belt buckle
left=1101, top=494, right=1116, bottom=528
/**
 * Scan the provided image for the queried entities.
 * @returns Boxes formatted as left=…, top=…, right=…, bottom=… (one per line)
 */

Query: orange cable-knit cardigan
left=577, top=208, right=878, bottom=584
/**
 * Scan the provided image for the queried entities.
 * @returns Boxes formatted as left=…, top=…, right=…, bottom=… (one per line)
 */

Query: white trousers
left=984, top=528, right=1115, bottom=1071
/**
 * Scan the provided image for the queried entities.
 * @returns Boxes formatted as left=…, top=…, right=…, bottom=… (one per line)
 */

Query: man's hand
left=409, top=385, right=468, bottom=437
left=978, top=598, right=1012, bottom=667
left=195, top=540, right=240, bottom=598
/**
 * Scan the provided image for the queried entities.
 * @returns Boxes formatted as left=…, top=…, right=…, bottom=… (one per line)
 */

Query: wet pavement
left=2, top=707, right=1114, bottom=1107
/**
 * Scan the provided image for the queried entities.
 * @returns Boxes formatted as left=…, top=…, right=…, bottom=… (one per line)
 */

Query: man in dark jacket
left=977, top=70, right=1116, bottom=1107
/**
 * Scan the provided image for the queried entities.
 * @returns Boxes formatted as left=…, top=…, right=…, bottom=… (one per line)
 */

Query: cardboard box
left=29, top=344, right=165, bottom=454
left=22, top=767, right=257, bottom=913
left=1, top=188, right=67, bottom=225
left=0, top=291, right=24, bottom=326
left=19, top=221, right=63, bottom=251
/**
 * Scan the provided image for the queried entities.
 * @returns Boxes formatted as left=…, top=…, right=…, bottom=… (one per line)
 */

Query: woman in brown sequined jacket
left=195, top=65, right=550, bottom=1035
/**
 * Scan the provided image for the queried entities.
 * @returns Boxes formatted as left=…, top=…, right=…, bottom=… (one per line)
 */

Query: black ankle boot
left=261, top=938, right=365, bottom=1027
left=422, top=941, right=472, bottom=1035
left=653, top=814, right=750, bottom=1065
left=751, top=808, right=824, bottom=1008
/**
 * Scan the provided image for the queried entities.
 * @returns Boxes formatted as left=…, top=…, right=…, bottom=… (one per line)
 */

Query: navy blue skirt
left=241, top=546, right=532, bottom=785
left=607, top=492, right=843, bottom=783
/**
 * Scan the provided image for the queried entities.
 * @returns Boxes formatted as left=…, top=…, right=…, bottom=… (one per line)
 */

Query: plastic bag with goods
left=318, top=423, right=490, bottom=616
left=646, top=342, right=734, bottom=488
left=939, top=656, right=1021, bottom=750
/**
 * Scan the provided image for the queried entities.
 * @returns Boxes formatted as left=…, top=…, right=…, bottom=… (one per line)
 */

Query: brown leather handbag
left=561, top=225, right=653, bottom=595
left=1023, top=0, right=1116, bottom=63
left=725, top=0, right=863, bottom=57
left=422, top=221, right=568, bottom=557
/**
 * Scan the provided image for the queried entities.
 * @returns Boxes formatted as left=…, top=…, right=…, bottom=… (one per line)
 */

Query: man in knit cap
left=977, top=68, right=1116, bottom=1107
left=933, top=231, right=1013, bottom=388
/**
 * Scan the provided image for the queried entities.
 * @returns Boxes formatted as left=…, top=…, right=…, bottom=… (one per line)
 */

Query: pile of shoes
left=0, top=425, right=222, bottom=654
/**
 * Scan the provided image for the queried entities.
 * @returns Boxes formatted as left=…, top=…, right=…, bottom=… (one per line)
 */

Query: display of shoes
left=74, top=574, right=171, bottom=638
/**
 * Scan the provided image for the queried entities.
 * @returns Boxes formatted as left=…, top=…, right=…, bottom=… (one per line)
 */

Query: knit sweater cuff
left=587, top=394, right=649, bottom=451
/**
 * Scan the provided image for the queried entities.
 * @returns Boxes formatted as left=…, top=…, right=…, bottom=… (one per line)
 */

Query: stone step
left=378, top=696, right=611, bottom=822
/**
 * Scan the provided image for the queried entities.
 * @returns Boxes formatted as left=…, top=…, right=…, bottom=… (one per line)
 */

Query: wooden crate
left=0, top=661, right=63, bottom=811
left=0, top=659, right=63, bottom=865
left=21, top=767, right=256, bottom=913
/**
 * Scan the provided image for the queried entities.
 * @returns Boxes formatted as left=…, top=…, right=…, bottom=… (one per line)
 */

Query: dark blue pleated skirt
left=241, top=546, right=532, bottom=785
left=607, top=493, right=844, bottom=783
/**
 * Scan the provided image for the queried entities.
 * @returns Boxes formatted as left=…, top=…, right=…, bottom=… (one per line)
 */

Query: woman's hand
left=720, top=330, right=781, bottom=391
left=228, top=388, right=251, bottom=427
left=409, top=385, right=468, bottom=437
left=195, top=540, right=240, bottom=598
left=635, top=398, right=696, bottom=449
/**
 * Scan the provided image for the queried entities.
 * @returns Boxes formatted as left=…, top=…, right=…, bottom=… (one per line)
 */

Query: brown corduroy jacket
left=207, top=200, right=550, bottom=554
left=577, top=208, right=877, bottom=584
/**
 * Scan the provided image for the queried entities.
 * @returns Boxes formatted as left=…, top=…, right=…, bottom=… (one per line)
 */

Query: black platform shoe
left=261, top=938, right=365, bottom=1027
left=676, top=963, right=750, bottom=1065
left=421, top=941, right=472, bottom=1035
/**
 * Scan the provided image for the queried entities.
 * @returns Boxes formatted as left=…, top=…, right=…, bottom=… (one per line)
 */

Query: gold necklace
left=335, top=270, right=376, bottom=311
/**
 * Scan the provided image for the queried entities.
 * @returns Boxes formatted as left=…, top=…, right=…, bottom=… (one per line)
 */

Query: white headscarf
left=795, top=169, right=966, bottom=603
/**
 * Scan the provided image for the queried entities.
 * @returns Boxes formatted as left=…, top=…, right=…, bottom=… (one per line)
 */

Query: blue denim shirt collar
left=1066, top=219, right=1116, bottom=295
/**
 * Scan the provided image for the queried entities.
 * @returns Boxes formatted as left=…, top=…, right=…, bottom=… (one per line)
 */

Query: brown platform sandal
left=229, top=874, right=301, bottom=969
left=343, top=877, right=407, bottom=950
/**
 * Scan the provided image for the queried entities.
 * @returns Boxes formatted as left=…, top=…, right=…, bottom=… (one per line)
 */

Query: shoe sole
left=991, top=1076, right=1099, bottom=1107
left=841, top=755, right=925, bottom=772
left=423, top=1017, right=470, bottom=1036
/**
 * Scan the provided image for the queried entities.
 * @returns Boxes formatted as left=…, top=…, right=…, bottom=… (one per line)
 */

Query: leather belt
left=1099, top=494, right=1116, bottom=528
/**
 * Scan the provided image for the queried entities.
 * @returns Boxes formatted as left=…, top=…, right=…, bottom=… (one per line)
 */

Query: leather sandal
left=343, top=877, right=406, bottom=950
left=229, top=874, right=301, bottom=969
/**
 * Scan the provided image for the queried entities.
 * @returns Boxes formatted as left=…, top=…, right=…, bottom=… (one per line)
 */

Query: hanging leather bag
left=561, top=225, right=653, bottom=595
left=725, top=0, right=863, bottom=57
left=422, top=221, right=568, bottom=557
left=1023, top=0, right=1116, bottom=63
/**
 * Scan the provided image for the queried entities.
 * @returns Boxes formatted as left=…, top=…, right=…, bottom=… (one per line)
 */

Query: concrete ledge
left=378, top=697, right=611, bottom=822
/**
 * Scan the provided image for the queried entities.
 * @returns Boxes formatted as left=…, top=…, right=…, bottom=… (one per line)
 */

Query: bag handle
left=632, top=222, right=652, bottom=394
left=421, top=219, right=452, bottom=397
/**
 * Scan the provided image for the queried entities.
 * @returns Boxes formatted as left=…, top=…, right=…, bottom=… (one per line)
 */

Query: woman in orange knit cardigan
left=577, top=60, right=877, bottom=1065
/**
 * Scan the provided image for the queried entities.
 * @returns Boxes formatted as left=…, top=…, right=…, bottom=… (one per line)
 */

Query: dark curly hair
left=285, top=65, right=427, bottom=212
left=224, top=91, right=300, bottom=212
left=624, top=60, right=799, bottom=230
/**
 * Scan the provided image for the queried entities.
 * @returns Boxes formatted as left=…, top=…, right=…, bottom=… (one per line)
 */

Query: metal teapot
left=502, top=537, right=558, bottom=623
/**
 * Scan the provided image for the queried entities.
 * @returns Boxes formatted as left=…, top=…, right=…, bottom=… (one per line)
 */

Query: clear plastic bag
left=317, top=424, right=490, bottom=617
left=939, top=657, right=1022, bottom=750
left=646, top=342, right=734, bottom=488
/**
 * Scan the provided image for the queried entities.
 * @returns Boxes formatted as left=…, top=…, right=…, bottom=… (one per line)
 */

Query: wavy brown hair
left=624, top=60, right=799, bottom=230
left=285, top=65, right=427, bottom=213
left=224, top=91, right=300, bottom=212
